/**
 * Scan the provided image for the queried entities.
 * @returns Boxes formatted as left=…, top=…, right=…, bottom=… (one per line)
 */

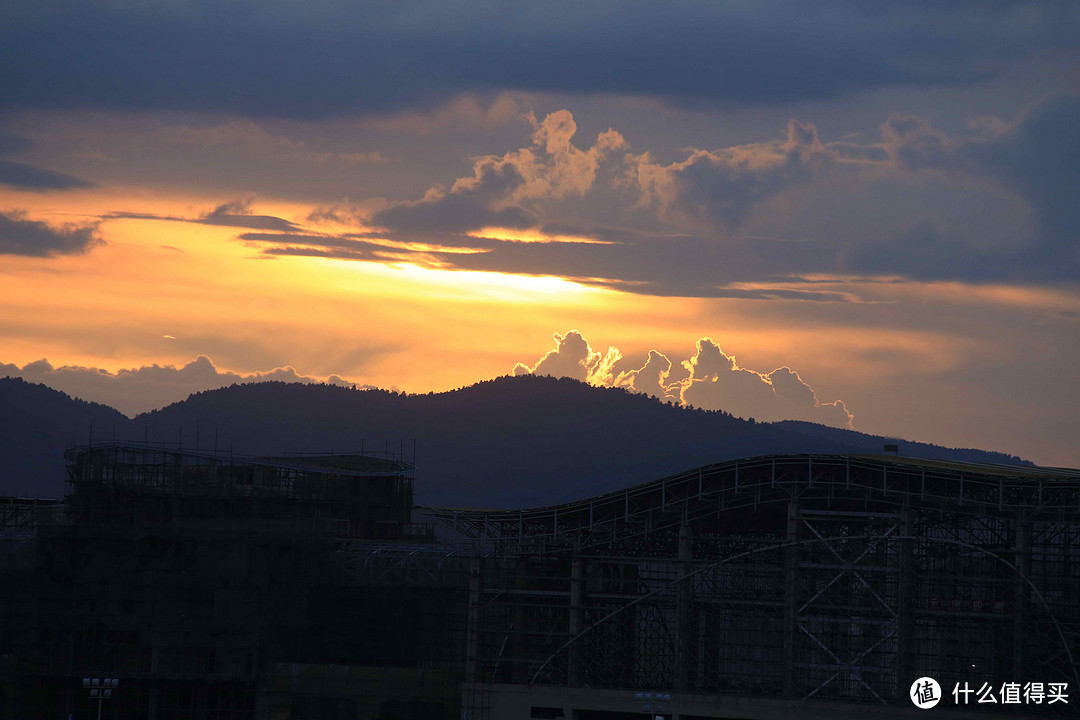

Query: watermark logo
left=953, top=681, right=1069, bottom=705
left=910, top=678, right=1069, bottom=709
left=911, top=677, right=942, bottom=709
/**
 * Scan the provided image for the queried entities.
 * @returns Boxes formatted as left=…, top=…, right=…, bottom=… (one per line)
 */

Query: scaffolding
left=63, top=442, right=422, bottom=541
left=4, top=449, right=1079, bottom=718
left=427, top=454, right=1080, bottom=717
left=3, top=442, right=464, bottom=720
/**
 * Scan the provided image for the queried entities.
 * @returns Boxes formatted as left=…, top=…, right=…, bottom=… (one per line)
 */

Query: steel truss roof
left=423, top=454, right=1080, bottom=548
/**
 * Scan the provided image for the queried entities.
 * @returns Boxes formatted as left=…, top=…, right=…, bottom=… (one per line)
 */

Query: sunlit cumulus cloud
left=630, top=119, right=830, bottom=231
left=239, top=110, right=633, bottom=266
left=515, top=331, right=854, bottom=428
left=512, top=331, right=622, bottom=387
left=231, top=94, right=1080, bottom=298
left=371, top=110, right=627, bottom=235
left=0, top=356, right=362, bottom=417
left=678, top=340, right=853, bottom=428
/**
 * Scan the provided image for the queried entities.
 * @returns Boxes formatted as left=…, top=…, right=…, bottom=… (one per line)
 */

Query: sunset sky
left=2, top=1, right=1078, bottom=467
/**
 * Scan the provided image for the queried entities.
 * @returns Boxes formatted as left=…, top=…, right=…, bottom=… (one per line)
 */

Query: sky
left=1, top=1, right=1079, bottom=467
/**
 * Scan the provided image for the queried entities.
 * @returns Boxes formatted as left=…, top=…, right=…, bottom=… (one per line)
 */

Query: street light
left=82, top=677, right=118, bottom=720
left=634, top=690, right=671, bottom=718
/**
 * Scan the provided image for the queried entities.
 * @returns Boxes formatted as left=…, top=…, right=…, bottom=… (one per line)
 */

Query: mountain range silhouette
left=0, top=374, right=1031, bottom=507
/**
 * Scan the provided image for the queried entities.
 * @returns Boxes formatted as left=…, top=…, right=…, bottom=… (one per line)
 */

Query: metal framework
left=63, top=441, right=421, bottom=540
left=4, top=449, right=1079, bottom=718
left=423, top=454, right=1080, bottom=716
left=2, top=442, right=462, bottom=720
left=0, top=497, right=60, bottom=541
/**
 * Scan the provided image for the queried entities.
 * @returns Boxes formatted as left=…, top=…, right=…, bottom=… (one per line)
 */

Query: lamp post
left=82, top=677, right=118, bottom=720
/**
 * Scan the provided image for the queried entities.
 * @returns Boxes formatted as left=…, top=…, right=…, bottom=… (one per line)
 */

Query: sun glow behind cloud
left=0, top=193, right=646, bottom=391
left=313, top=254, right=610, bottom=306
left=468, top=227, right=614, bottom=245
left=362, top=238, right=487, bottom=255
left=3, top=60, right=1080, bottom=469
left=4, top=192, right=1068, bottom=392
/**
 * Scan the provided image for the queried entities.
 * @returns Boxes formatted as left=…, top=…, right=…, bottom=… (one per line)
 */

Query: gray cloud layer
left=0, top=210, right=102, bottom=257
left=230, top=96, right=1079, bottom=294
left=0, top=129, right=94, bottom=191
left=0, top=159, right=94, bottom=191
left=3, top=2, right=1077, bottom=119
left=105, top=196, right=299, bottom=232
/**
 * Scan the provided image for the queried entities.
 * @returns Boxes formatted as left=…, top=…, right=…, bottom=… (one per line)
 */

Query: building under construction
left=1, top=444, right=1079, bottom=718
left=0, top=442, right=463, bottom=719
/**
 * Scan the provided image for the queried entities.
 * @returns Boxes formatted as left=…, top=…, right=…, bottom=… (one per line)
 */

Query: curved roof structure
left=426, top=453, right=1080, bottom=546
left=433, top=454, right=1080, bottom=714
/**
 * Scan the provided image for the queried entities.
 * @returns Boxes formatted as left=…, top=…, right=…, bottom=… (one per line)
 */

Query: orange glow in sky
left=467, top=227, right=614, bottom=245
left=3, top=80, right=1080, bottom=470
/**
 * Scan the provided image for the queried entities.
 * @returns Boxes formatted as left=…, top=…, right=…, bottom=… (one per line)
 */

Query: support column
left=1013, top=520, right=1030, bottom=678
left=511, top=558, right=527, bottom=684
left=462, top=556, right=483, bottom=718
left=675, top=520, right=693, bottom=692
left=568, top=555, right=584, bottom=686
left=147, top=680, right=160, bottom=720
left=896, top=509, right=914, bottom=702
left=783, top=501, right=800, bottom=699
left=621, top=562, right=637, bottom=686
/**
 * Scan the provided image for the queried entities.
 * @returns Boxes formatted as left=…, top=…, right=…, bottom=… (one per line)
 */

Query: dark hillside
left=0, top=377, right=129, bottom=497
left=773, top=420, right=1032, bottom=467
left=134, top=376, right=1028, bottom=506
left=0, top=374, right=1043, bottom=506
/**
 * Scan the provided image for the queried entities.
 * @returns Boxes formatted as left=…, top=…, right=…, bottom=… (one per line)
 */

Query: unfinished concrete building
left=2, top=442, right=464, bottom=719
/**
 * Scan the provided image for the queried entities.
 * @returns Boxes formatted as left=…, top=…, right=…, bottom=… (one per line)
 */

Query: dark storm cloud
left=623, top=95, right=1080, bottom=286
left=0, top=131, right=35, bottom=156
left=0, top=159, right=94, bottom=191
left=650, top=119, right=829, bottom=230
left=0, top=211, right=102, bottom=257
left=372, top=181, right=536, bottom=235
left=881, top=115, right=954, bottom=170
left=0, top=128, right=94, bottom=190
left=849, top=218, right=994, bottom=281
left=967, top=94, right=1080, bottom=265
left=2, top=1, right=1076, bottom=118
left=850, top=94, right=1080, bottom=282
